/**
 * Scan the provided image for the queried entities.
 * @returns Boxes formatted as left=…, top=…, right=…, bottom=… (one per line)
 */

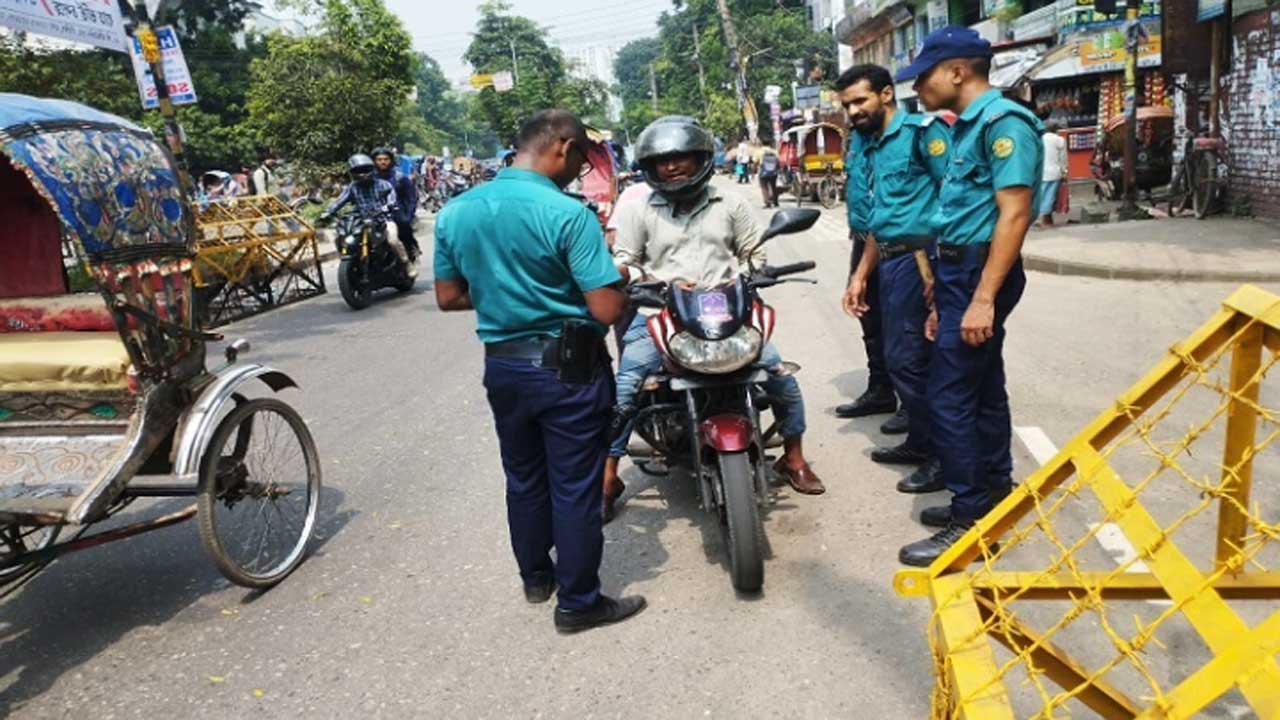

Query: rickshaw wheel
left=817, top=177, right=840, bottom=209
left=0, top=524, right=60, bottom=582
left=197, top=397, right=321, bottom=589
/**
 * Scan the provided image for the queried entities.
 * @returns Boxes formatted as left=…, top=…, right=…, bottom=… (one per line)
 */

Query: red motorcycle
left=622, top=208, right=819, bottom=592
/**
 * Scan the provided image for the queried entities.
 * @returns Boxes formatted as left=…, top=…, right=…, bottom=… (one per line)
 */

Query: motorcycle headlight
left=668, top=326, right=762, bottom=374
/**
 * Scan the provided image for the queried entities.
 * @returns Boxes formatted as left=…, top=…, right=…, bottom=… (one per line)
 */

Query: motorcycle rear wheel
left=337, top=258, right=373, bottom=310
left=719, top=451, right=764, bottom=592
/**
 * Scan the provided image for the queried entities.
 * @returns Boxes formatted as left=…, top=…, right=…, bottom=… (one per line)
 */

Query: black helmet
left=634, top=115, right=715, bottom=200
left=348, top=153, right=376, bottom=185
left=371, top=146, right=395, bottom=162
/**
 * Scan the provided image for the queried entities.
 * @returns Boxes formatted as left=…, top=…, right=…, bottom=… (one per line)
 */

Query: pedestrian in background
left=1037, top=121, right=1068, bottom=228
left=433, top=109, right=647, bottom=634
left=835, top=84, right=901, bottom=431
left=252, top=154, right=281, bottom=199
left=895, top=27, right=1043, bottom=566
left=838, top=63, right=952, bottom=496
left=758, top=148, right=780, bottom=208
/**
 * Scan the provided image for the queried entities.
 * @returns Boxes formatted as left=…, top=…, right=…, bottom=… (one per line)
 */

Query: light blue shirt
left=433, top=168, right=620, bottom=343
left=932, top=89, right=1044, bottom=245
left=867, top=111, right=951, bottom=241
left=845, top=131, right=873, bottom=233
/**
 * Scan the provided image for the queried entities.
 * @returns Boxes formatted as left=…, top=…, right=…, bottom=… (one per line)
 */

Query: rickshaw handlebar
left=113, top=301, right=224, bottom=343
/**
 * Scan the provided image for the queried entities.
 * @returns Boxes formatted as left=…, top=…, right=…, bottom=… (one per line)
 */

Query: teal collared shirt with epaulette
left=867, top=110, right=951, bottom=241
left=931, top=89, right=1044, bottom=246
left=845, top=131, right=873, bottom=233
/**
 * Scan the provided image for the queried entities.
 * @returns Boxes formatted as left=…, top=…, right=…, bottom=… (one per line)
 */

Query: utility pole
left=1119, top=0, right=1146, bottom=217
left=691, top=21, right=709, bottom=114
left=715, top=0, right=759, bottom=143
left=648, top=61, right=659, bottom=112
left=509, top=38, right=520, bottom=84
left=121, top=0, right=190, bottom=192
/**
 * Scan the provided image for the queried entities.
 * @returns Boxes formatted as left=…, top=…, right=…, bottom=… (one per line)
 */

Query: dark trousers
left=850, top=234, right=890, bottom=390
left=483, top=357, right=614, bottom=611
left=878, top=250, right=933, bottom=453
left=397, top=221, right=419, bottom=256
left=930, top=247, right=1026, bottom=523
left=759, top=174, right=778, bottom=206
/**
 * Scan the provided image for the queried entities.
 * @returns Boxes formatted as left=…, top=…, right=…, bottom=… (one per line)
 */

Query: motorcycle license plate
left=697, top=292, right=732, bottom=323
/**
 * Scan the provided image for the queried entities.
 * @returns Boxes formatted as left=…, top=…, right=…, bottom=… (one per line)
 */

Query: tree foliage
left=246, top=0, right=415, bottom=180
left=464, top=1, right=609, bottom=145
left=614, top=0, right=836, bottom=143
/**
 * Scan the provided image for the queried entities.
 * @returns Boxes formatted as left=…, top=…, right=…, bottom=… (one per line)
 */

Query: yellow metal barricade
left=192, top=195, right=325, bottom=327
left=896, top=284, right=1280, bottom=719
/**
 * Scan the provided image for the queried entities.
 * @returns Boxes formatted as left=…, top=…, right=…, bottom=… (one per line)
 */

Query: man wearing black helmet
left=322, top=153, right=416, bottom=278
left=372, top=146, right=420, bottom=261
left=601, top=116, right=825, bottom=517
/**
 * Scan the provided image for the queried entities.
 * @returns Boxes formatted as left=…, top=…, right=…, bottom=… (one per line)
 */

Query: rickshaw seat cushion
left=0, top=332, right=131, bottom=392
left=0, top=294, right=117, bottom=333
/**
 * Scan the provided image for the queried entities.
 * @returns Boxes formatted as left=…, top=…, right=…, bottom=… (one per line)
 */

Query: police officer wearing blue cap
left=893, top=27, right=1043, bottom=566
left=837, top=63, right=952, bottom=496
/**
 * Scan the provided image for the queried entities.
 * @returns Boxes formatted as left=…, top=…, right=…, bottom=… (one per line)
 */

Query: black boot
left=899, top=522, right=973, bottom=567
left=870, top=441, right=931, bottom=465
left=554, top=595, right=647, bottom=634
left=919, top=505, right=951, bottom=528
left=897, top=459, right=945, bottom=493
left=880, top=407, right=908, bottom=435
left=835, top=384, right=896, bottom=418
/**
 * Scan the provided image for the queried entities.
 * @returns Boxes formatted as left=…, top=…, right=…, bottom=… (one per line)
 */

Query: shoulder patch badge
left=927, top=138, right=947, bottom=157
left=992, top=137, right=1015, bottom=159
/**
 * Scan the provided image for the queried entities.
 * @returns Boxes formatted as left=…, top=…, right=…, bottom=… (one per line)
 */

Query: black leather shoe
left=523, top=578, right=556, bottom=604
left=835, top=385, right=896, bottom=418
left=871, top=442, right=931, bottom=465
left=920, top=505, right=951, bottom=528
left=897, top=459, right=945, bottom=493
left=899, top=522, right=974, bottom=567
left=554, top=595, right=647, bottom=634
left=880, top=407, right=909, bottom=435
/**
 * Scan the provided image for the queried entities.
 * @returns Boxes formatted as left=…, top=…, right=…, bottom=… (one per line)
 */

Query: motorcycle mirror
left=758, top=208, right=821, bottom=244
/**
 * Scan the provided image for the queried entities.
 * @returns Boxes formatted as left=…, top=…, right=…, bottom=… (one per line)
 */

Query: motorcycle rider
left=321, top=153, right=417, bottom=279
left=372, top=146, right=420, bottom=260
left=603, top=115, right=826, bottom=520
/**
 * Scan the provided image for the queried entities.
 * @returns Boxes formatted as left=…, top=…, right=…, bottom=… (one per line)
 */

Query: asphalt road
left=2, top=177, right=1274, bottom=718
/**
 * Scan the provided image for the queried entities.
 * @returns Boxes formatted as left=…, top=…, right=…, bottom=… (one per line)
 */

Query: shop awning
left=989, top=45, right=1048, bottom=88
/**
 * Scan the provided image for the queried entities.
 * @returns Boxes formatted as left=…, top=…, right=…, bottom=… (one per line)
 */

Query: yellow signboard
left=469, top=74, right=494, bottom=89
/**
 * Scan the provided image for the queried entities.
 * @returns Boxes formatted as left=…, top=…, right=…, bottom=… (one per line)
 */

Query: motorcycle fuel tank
left=669, top=277, right=750, bottom=341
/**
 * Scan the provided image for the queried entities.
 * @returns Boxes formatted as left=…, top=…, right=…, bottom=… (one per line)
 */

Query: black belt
left=485, top=336, right=560, bottom=366
left=878, top=236, right=933, bottom=261
left=937, top=243, right=991, bottom=264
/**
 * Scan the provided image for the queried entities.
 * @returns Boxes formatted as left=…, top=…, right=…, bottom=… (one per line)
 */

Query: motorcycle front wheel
left=337, top=258, right=373, bottom=310
left=719, top=451, right=764, bottom=592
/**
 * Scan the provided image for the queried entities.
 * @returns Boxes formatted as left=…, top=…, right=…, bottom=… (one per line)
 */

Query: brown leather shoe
left=602, top=479, right=626, bottom=523
left=773, top=458, right=825, bottom=495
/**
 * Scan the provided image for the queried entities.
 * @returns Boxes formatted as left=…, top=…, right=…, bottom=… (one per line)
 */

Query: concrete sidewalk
left=1023, top=215, right=1280, bottom=281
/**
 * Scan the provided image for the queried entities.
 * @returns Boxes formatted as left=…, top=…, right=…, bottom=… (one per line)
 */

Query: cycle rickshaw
left=778, top=122, right=846, bottom=209
left=0, top=94, right=321, bottom=595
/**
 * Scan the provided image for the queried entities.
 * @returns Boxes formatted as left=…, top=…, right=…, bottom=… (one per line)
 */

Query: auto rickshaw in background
left=1091, top=106, right=1174, bottom=202
left=778, top=122, right=846, bottom=209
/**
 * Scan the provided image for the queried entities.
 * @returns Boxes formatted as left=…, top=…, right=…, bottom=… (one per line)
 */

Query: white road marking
left=1014, top=426, right=1171, bottom=607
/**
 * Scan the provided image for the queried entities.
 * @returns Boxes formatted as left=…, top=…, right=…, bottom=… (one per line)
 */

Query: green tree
left=246, top=0, right=415, bottom=180
left=464, top=1, right=607, bottom=144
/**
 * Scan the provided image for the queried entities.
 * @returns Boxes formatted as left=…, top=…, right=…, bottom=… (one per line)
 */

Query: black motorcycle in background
left=325, top=207, right=415, bottom=309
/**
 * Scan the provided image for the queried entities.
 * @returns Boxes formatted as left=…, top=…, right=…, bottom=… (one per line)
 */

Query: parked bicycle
left=1167, top=133, right=1229, bottom=219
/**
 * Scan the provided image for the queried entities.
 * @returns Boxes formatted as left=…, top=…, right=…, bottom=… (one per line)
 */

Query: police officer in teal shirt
left=838, top=63, right=952, bottom=496
left=835, top=119, right=900, bottom=425
left=434, top=110, right=647, bottom=632
left=893, top=27, right=1043, bottom=566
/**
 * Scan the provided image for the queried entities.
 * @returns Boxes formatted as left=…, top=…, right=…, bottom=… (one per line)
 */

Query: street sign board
left=470, top=73, right=493, bottom=89
left=764, top=84, right=782, bottom=103
left=0, top=0, right=129, bottom=52
left=794, top=84, right=821, bottom=110
left=128, top=25, right=197, bottom=109
left=492, top=71, right=514, bottom=92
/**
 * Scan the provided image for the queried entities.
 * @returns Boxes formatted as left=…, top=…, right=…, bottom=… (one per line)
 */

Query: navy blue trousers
left=483, top=357, right=613, bottom=611
left=879, top=250, right=933, bottom=453
left=851, top=233, right=890, bottom=390
left=930, top=247, right=1026, bottom=523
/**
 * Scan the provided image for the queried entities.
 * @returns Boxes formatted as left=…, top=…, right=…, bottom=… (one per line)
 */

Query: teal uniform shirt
left=433, top=167, right=621, bottom=343
left=845, top=132, right=873, bottom=233
left=867, top=111, right=951, bottom=241
left=932, top=89, right=1044, bottom=245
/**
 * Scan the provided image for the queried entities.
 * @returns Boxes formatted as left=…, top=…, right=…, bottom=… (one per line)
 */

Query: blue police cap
left=895, top=26, right=993, bottom=83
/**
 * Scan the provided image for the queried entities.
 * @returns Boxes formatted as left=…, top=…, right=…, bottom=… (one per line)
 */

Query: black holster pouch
left=549, top=320, right=606, bottom=384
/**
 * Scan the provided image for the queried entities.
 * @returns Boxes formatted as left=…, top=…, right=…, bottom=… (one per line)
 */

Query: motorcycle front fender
left=700, top=414, right=756, bottom=453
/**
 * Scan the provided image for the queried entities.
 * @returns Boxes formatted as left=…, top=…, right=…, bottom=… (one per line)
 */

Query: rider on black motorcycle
left=603, top=116, right=825, bottom=519
left=322, top=153, right=417, bottom=279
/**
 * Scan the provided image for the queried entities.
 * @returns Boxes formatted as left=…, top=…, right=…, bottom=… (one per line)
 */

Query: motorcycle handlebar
left=763, top=261, right=817, bottom=278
